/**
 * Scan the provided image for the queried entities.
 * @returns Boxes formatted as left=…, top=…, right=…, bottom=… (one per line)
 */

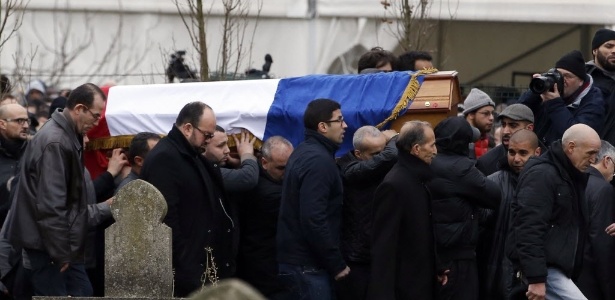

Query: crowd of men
left=0, top=28, right=612, bottom=300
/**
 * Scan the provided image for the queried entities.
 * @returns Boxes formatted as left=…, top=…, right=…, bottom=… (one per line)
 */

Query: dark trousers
left=26, top=249, right=92, bottom=296
left=335, top=262, right=369, bottom=300
left=278, top=263, right=335, bottom=300
left=437, top=259, right=478, bottom=300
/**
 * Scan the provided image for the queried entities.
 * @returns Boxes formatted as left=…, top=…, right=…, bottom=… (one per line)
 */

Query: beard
left=597, top=51, right=615, bottom=72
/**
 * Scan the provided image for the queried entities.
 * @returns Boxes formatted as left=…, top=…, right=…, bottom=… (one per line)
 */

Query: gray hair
left=597, top=140, right=615, bottom=161
left=261, top=136, right=293, bottom=160
left=396, top=120, right=432, bottom=151
left=352, top=126, right=382, bottom=151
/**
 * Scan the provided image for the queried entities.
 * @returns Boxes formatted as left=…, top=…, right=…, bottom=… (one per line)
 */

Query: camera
left=166, top=50, right=197, bottom=83
left=529, top=68, right=564, bottom=94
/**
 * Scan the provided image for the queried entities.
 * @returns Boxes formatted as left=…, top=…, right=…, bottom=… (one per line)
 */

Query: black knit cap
left=592, top=28, right=615, bottom=50
left=555, top=50, right=586, bottom=80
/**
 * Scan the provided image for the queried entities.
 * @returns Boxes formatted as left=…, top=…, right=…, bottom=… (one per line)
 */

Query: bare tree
left=25, top=0, right=155, bottom=88
left=173, top=0, right=209, bottom=81
left=173, top=0, right=263, bottom=81
left=0, top=0, right=27, bottom=52
left=381, top=0, right=434, bottom=52
left=217, top=0, right=263, bottom=80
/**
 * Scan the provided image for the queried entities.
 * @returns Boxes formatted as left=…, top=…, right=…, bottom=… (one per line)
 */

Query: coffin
left=391, top=71, right=461, bottom=131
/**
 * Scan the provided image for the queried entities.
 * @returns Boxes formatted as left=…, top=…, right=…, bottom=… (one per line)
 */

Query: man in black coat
left=0, top=104, right=29, bottom=226
left=507, top=124, right=601, bottom=300
left=518, top=50, right=605, bottom=146
left=140, top=102, right=236, bottom=297
left=429, top=116, right=501, bottom=300
left=236, top=136, right=293, bottom=298
left=576, top=140, right=615, bottom=300
left=586, top=29, right=615, bottom=145
left=276, top=99, right=349, bottom=300
left=336, top=126, right=397, bottom=300
left=366, top=121, right=443, bottom=300
left=484, top=130, right=541, bottom=299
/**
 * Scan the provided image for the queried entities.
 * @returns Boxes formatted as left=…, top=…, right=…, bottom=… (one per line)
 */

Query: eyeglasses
left=608, top=157, right=615, bottom=176
left=83, top=106, right=102, bottom=120
left=193, top=126, right=215, bottom=140
left=477, top=111, right=497, bottom=117
left=324, top=116, right=345, bottom=124
left=2, top=118, right=30, bottom=125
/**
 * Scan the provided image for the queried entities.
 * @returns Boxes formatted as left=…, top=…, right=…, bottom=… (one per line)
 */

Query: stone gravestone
left=105, top=179, right=173, bottom=297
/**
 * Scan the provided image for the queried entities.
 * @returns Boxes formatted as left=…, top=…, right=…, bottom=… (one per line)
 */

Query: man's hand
left=437, top=269, right=450, bottom=286
left=334, top=266, right=350, bottom=281
left=105, top=197, right=114, bottom=206
left=60, top=262, right=70, bottom=273
left=532, top=73, right=561, bottom=102
left=605, top=223, right=615, bottom=236
left=526, top=282, right=546, bottom=300
left=233, top=129, right=256, bottom=157
left=107, top=148, right=129, bottom=177
left=381, top=129, right=398, bottom=142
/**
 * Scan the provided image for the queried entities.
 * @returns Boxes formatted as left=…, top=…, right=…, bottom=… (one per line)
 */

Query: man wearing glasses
left=518, top=50, right=605, bottom=147
left=462, top=88, right=496, bottom=159
left=277, top=98, right=349, bottom=300
left=140, top=102, right=236, bottom=297
left=0, top=104, right=30, bottom=225
left=7, top=83, right=105, bottom=296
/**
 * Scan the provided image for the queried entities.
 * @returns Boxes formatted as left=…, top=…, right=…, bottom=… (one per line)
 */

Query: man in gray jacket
left=6, top=83, right=106, bottom=296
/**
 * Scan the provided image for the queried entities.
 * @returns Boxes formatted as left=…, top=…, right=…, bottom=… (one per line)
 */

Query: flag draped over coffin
left=97, top=71, right=427, bottom=157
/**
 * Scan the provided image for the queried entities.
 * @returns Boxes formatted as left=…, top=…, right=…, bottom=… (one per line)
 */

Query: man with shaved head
left=508, top=124, right=600, bottom=300
left=0, top=103, right=30, bottom=224
left=483, top=129, right=541, bottom=299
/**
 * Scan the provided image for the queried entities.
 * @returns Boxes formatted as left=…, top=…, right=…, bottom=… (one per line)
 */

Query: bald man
left=0, top=103, right=29, bottom=224
left=483, top=130, right=541, bottom=299
left=508, top=124, right=600, bottom=300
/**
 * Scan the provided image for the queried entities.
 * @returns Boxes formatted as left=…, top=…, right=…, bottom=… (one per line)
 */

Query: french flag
left=101, top=72, right=424, bottom=157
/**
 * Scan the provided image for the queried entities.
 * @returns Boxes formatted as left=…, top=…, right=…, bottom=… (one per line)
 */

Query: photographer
left=518, top=50, right=605, bottom=146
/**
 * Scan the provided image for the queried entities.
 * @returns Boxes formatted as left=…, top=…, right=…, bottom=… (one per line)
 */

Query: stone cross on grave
left=105, top=179, right=173, bottom=297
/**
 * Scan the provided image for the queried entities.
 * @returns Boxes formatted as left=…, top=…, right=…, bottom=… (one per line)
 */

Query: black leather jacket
left=7, top=110, right=88, bottom=265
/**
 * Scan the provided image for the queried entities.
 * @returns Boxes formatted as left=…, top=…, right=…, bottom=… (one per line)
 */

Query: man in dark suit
left=367, top=120, right=446, bottom=300
left=141, top=102, right=236, bottom=297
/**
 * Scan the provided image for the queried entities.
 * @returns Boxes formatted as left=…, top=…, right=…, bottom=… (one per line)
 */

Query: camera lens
left=529, top=76, right=554, bottom=94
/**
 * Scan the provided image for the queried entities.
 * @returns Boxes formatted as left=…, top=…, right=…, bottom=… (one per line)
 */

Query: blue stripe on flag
left=263, top=71, right=424, bottom=156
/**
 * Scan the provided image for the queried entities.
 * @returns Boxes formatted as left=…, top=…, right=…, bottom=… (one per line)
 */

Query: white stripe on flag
left=106, top=79, right=281, bottom=139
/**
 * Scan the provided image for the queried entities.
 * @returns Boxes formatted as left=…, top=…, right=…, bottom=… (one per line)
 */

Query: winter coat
left=586, top=62, right=615, bottom=145
left=483, top=165, right=519, bottom=299
left=237, top=165, right=285, bottom=296
left=517, top=75, right=605, bottom=146
left=429, top=117, right=501, bottom=264
left=276, top=129, right=346, bottom=277
left=367, top=150, right=437, bottom=300
left=337, top=137, right=397, bottom=264
left=576, top=166, right=615, bottom=300
left=507, top=141, right=588, bottom=284
left=0, top=137, right=25, bottom=227
left=476, top=144, right=507, bottom=176
left=6, top=110, right=88, bottom=265
left=141, top=125, right=236, bottom=297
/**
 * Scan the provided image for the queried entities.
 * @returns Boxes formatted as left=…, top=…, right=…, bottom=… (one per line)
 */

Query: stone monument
left=105, top=179, right=173, bottom=297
